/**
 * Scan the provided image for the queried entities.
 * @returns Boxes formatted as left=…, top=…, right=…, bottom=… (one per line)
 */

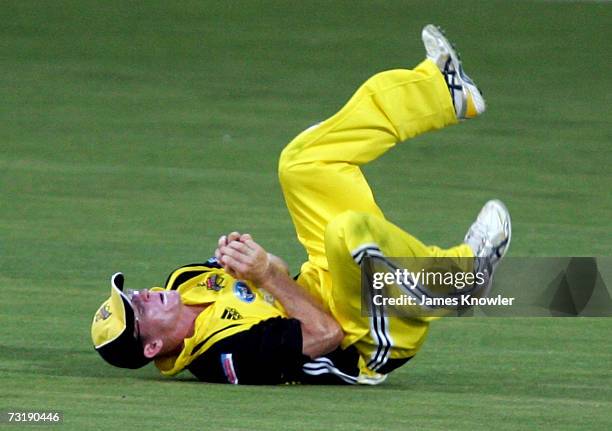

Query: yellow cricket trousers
left=278, top=59, right=474, bottom=374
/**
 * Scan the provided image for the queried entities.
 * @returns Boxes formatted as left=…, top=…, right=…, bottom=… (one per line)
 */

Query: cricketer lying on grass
left=91, top=25, right=511, bottom=385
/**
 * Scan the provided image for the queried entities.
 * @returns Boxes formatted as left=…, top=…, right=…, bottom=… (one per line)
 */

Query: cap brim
left=91, top=273, right=151, bottom=369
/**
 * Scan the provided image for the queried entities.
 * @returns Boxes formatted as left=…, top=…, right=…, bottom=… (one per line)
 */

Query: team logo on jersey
left=207, top=274, right=225, bottom=291
left=233, top=281, right=255, bottom=303
left=196, top=274, right=225, bottom=291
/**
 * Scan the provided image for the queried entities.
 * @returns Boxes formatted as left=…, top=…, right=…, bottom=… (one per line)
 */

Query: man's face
left=130, top=289, right=182, bottom=342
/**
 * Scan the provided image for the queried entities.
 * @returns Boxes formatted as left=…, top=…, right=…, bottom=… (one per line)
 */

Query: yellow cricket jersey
left=153, top=258, right=285, bottom=375
left=152, top=258, right=366, bottom=385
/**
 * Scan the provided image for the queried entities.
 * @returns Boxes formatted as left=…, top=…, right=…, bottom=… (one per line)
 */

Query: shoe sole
left=475, top=199, right=511, bottom=299
left=487, top=199, right=512, bottom=264
left=422, top=24, right=485, bottom=117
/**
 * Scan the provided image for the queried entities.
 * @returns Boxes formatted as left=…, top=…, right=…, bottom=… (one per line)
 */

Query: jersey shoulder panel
left=164, top=257, right=222, bottom=291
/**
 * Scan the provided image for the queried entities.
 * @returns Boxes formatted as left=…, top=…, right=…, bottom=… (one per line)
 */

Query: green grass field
left=1, top=1, right=611, bottom=429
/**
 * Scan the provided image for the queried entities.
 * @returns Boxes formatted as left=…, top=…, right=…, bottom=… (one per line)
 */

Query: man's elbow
left=327, top=320, right=344, bottom=349
left=302, top=318, right=344, bottom=358
left=316, top=318, right=344, bottom=353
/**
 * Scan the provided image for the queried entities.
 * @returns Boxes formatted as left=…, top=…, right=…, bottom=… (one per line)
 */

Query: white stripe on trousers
left=351, top=244, right=393, bottom=371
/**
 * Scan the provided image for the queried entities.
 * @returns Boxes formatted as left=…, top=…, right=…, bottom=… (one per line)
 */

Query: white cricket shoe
left=464, top=200, right=512, bottom=275
left=421, top=24, right=486, bottom=119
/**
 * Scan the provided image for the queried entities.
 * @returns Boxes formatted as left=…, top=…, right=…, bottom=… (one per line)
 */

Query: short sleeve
left=187, top=317, right=307, bottom=385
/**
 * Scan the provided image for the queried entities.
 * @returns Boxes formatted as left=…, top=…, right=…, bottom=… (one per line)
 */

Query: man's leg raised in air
left=278, top=25, right=486, bottom=272
left=324, top=200, right=511, bottom=373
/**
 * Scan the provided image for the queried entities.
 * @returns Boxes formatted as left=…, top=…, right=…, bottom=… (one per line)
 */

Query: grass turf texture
left=1, top=1, right=611, bottom=430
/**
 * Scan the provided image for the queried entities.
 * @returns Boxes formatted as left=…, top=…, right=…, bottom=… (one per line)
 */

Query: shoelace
left=466, top=222, right=489, bottom=257
left=443, top=56, right=463, bottom=106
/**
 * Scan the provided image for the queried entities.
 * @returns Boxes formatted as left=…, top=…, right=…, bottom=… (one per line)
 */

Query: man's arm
left=215, top=232, right=343, bottom=358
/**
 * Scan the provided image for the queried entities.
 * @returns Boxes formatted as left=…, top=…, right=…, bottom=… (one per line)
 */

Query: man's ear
left=143, top=339, right=163, bottom=358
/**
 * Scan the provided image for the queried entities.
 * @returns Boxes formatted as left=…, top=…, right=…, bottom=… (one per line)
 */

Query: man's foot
left=421, top=24, right=486, bottom=120
left=464, top=200, right=512, bottom=274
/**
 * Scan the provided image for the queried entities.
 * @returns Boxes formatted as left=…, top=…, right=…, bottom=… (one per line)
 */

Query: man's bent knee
left=278, top=142, right=321, bottom=191
left=278, top=150, right=303, bottom=191
left=278, top=145, right=294, bottom=185
left=278, top=140, right=307, bottom=188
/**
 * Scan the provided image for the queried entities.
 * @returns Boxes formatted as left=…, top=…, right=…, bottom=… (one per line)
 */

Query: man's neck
left=162, top=304, right=208, bottom=357
left=182, top=304, right=208, bottom=338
